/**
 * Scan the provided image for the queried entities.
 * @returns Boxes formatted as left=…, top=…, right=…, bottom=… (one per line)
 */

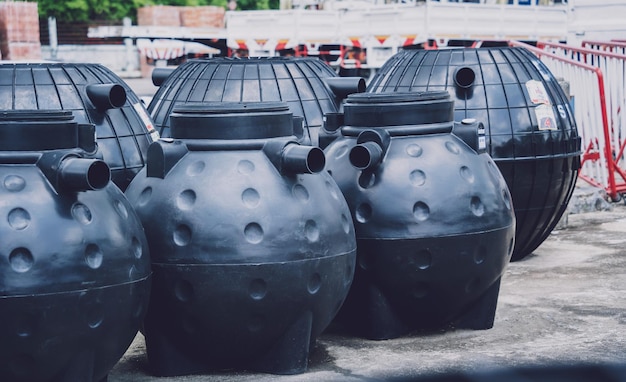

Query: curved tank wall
left=324, top=92, right=515, bottom=339
left=147, top=57, right=349, bottom=146
left=0, top=62, right=159, bottom=191
left=125, top=102, right=356, bottom=375
left=0, top=110, right=151, bottom=382
left=367, top=47, right=581, bottom=261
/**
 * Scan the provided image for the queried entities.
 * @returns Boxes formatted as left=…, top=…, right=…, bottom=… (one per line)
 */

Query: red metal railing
left=510, top=40, right=626, bottom=200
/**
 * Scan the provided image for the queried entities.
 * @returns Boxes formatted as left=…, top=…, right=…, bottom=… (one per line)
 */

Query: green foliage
left=33, top=0, right=151, bottom=21
left=29, top=0, right=279, bottom=23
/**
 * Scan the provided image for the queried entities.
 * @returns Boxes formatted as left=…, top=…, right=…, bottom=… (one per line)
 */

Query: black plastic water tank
left=125, top=102, right=356, bottom=376
left=0, top=110, right=151, bottom=382
left=368, top=47, right=581, bottom=261
left=0, top=62, right=159, bottom=191
left=324, top=92, right=515, bottom=339
left=147, top=57, right=364, bottom=145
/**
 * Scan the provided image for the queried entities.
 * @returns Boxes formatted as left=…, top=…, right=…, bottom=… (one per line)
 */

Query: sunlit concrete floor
left=108, top=78, right=626, bottom=382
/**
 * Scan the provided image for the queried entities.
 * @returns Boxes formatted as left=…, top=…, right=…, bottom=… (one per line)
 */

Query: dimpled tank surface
left=125, top=102, right=356, bottom=376
left=0, top=110, right=151, bottom=382
left=367, top=47, right=580, bottom=261
left=324, top=92, right=515, bottom=339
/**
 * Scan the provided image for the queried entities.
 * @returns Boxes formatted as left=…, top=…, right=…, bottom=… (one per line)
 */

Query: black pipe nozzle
left=282, top=144, right=326, bottom=174
left=59, top=157, right=110, bottom=191
left=325, top=77, right=366, bottom=100
left=86, top=84, right=127, bottom=111
left=152, top=68, right=176, bottom=87
left=454, top=67, right=476, bottom=89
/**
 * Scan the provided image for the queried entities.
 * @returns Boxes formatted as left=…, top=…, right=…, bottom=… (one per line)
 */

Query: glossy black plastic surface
left=0, top=63, right=159, bottom=190
left=367, top=47, right=581, bottom=260
left=0, top=110, right=151, bottom=382
left=125, top=102, right=356, bottom=375
left=324, top=92, right=515, bottom=339
left=147, top=57, right=345, bottom=145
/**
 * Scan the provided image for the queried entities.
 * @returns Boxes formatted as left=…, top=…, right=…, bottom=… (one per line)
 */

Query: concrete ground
left=109, top=78, right=626, bottom=381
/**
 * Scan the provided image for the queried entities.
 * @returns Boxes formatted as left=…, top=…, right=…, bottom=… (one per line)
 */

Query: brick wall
left=137, top=5, right=225, bottom=28
left=137, top=5, right=182, bottom=27
left=0, top=1, right=41, bottom=60
left=180, top=6, right=225, bottom=28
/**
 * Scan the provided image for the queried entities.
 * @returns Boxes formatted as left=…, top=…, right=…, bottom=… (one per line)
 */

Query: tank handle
left=146, top=139, right=189, bottom=179
left=452, top=119, right=487, bottom=154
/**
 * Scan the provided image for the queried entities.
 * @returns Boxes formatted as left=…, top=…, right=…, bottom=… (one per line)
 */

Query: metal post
left=123, top=17, right=137, bottom=74
left=48, top=16, right=57, bottom=60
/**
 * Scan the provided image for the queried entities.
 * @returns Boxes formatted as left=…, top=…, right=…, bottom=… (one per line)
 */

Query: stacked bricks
left=137, top=5, right=226, bottom=78
left=0, top=1, right=41, bottom=60
left=137, top=5, right=181, bottom=27
left=137, top=5, right=225, bottom=28
left=179, top=6, right=225, bottom=28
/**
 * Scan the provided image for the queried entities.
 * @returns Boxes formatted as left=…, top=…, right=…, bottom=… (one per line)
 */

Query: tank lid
left=0, top=110, right=91, bottom=152
left=170, top=102, right=295, bottom=140
left=343, top=91, right=454, bottom=127
left=346, top=91, right=450, bottom=104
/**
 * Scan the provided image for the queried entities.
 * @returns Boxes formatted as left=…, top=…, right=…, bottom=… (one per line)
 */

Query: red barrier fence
left=510, top=40, right=626, bottom=201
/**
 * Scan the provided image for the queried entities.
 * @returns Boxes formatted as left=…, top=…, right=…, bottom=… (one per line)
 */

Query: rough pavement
left=108, top=196, right=626, bottom=381
left=108, top=78, right=626, bottom=381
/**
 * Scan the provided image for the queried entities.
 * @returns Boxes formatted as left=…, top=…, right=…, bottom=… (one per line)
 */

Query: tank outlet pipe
left=264, top=140, right=326, bottom=175
left=86, top=84, right=127, bottom=111
left=152, top=67, right=176, bottom=86
left=349, top=129, right=390, bottom=171
left=454, top=67, right=476, bottom=89
left=350, top=141, right=383, bottom=170
left=59, top=157, right=110, bottom=191
left=325, top=77, right=366, bottom=100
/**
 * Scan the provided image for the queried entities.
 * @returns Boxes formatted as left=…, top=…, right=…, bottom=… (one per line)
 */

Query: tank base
left=145, top=311, right=315, bottom=376
left=453, top=276, right=502, bottom=330
left=248, top=311, right=313, bottom=375
left=144, top=326, right=207, bottom=377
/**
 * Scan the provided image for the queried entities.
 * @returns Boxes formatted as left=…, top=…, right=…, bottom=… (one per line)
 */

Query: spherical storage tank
left=148, top=56, right=364, bottom=146
left=324, top=92, right=516, bottom=339
left=367, top=47, right=581, bottom=261
left=0, top=63, right=159, bottom=191
left=0, top=110, right=151, bottom=381
left=125, top=102, right=356, bottom=375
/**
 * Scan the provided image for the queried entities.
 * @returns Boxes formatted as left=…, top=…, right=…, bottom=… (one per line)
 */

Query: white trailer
left=88, top=0, right=572, bottom=78
left=225, top=0, right=569, bottom=76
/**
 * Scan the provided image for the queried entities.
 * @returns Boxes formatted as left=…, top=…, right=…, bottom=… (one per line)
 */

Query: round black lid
left=343, top=91, right=454, bottom=127
left=170, top=102, right=295, bottom=140
left=0, top=110, right=84, bottom=151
